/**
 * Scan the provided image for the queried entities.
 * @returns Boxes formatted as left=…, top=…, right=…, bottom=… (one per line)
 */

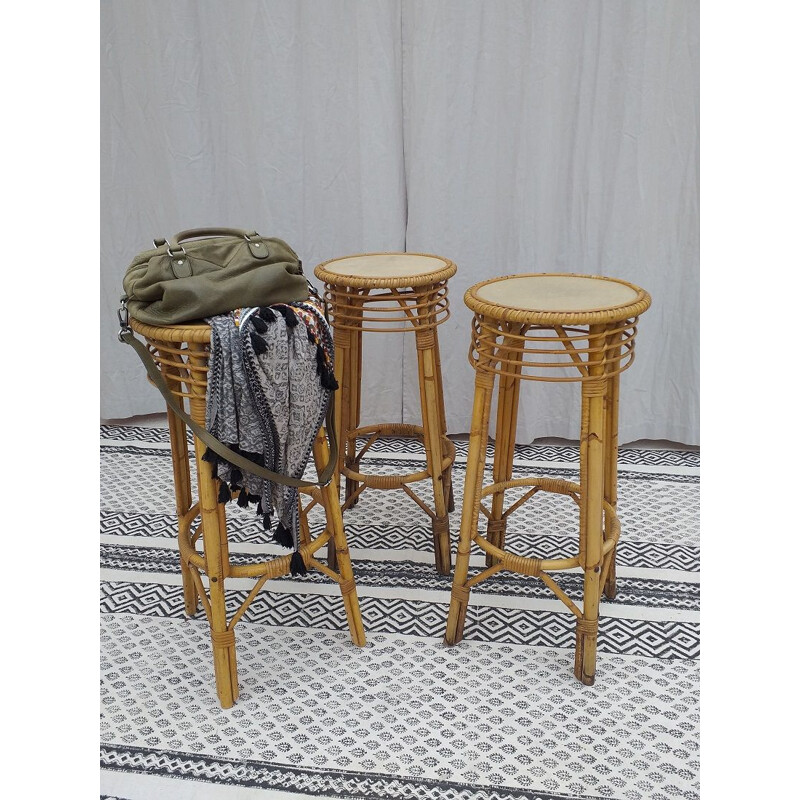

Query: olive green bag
left=118, top=226, right=336, bottom=489
left=122, top=227, right=309, bottom=326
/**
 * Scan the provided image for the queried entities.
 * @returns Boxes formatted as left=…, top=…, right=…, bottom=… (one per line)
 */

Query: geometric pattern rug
left=100, top=424, right=699, bottom=800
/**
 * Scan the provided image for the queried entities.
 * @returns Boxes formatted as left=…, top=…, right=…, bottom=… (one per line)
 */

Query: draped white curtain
left=101, top=0, right=699, bottom=445
left=101, top=0, right=407, bottom=420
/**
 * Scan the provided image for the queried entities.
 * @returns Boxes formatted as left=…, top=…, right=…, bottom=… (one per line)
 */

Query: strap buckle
left=117, top=295, right=131, bottom=342
left=167, top=243, right=187, bottom=259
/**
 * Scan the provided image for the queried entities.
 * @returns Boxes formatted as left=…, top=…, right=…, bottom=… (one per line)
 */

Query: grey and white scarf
left=203, top=288, right=337, bottom=575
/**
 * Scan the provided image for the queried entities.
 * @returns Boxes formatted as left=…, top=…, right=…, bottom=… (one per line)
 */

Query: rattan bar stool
left=314, top=253, right=457, bottom=574
left=444, top=274, right=651, bottom=685
left=129, top=318, right=366, bottom=708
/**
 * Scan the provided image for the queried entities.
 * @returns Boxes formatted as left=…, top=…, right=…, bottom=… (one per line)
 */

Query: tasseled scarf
left=203, top=286, right=337, bottom=575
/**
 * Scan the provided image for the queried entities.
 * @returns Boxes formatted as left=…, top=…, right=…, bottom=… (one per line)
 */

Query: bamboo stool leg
left=332, top=324, right=350, bottom=499
left=187, top=346, right=239, bottom=708
left=486, top=324, right=525, bottom=567
left=160, top=357, right=198, bottom=616
left=574, top=326, right=607, bottom=686
left=444, top=366, right=496, bottom=644
left=432, top=326, right=456, bottom=513
left=329, top=323, right=351, bottom=571
left=344, top=298, right=364, bottom=509
left=602, top=329, right=622, bottom=600
left=416, top=315, right=452, bottom=575
left=313, top=429, right=367, bottom=646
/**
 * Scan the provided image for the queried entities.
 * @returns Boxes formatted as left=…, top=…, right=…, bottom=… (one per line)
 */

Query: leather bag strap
left=119, top=329, right=338, bottom=489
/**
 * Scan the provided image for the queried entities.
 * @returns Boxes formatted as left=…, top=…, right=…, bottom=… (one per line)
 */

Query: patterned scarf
left=203, top=287, right=337, bottom=575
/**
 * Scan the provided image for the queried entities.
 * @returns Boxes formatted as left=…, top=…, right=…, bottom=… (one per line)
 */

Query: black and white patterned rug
left=99, top=425, right=699, bottom=800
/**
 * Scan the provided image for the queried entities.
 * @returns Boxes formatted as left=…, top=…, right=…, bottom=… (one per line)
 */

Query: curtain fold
left=400, top=0, right=699, bottom=445
left=101, top=0, right=407, bottom=420
left=101, top=0, right=699, bottom=444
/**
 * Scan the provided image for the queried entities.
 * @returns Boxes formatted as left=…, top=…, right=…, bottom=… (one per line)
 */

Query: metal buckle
left=167, top=243, right=187, bottom=259
left=117, top=296, right=131, bottom=342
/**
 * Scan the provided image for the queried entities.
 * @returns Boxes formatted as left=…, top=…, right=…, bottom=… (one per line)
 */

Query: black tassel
left=273, top=522, right=293, bottom=548
left=306, top=327, right=316, bottom=344
left=240, top=450, right=265, bottom=467
left=275, top=304, right=299, bottom=328
left=282, top=306, right=299, bottom=328
left=250, top=331, right=267, bottom=354
left=263, top=513, right=273, bottom=531
left=254, top=497, right=263, bottom=515
left=251, top=314, right=269, bottom=334
left=290, top=550, right=307, bottom=577
left=201, top=448, right=218, bottom=464
left=258, top=306, right=277, bottom=322
left=237, top=489, right=249, bottom=508
left=230, top=468, right=242, bottom=486
left=322, top=369, right=339, bottom=391
left=218, top=482, right=231, bottom=504
left=211, top=461, right=219, bottom=479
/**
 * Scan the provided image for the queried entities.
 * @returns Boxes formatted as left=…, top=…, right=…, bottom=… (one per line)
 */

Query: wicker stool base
left=444, top=273, right=651, bottom=686
left=130, top=318, right=367, bottom=708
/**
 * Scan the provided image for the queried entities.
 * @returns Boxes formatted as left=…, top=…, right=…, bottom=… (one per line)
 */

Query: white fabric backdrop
left=400, top=0, right=699, bottom=445
left=101, top=0, right=699, bottom=445
left=101, top=0, right=407, bottom=420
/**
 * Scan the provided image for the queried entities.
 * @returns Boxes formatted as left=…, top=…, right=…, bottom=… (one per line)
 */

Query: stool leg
left=342, top=288, right=363, bottom=508
left=602, top=330, right=623, bottom=600
left=161, top=371, right=198, bottom=616
left=187, top=347, right=239, bottom=708
left=444, top=368, right=496, bottom=645
left=343, top=327, right=362, bottom=507
left=298, top=495, right=312, bottom=546
left=313, top=428, right=366, bottom=646
left=416, top=322, right=452, bottom=575
left=487, top=324, right=524, bottom=566
left=332, top=326, right=350, bottom=500
left=330, top=324, right=351, bottom=571
left=432, top=326, right=456, bottom=513
left=574, top=327, right=607, bottom=686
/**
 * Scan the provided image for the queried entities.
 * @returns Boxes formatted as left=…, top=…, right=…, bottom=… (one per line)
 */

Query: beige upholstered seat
left=471, top=273, right=646, bottom=319
left=317, top=253, right=455, bottom=286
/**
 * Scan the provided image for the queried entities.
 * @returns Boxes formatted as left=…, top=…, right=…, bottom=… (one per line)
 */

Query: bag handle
left=167, top=228, right=268, bottom=260
left=119, top=327, right=338, bottom=489
left=172, top=228, right=259, bottom=243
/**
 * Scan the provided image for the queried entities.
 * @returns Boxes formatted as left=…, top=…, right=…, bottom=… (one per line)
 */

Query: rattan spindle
left=129, top=318, right=366, bottom=708
left=314, top=253, right=458, bottom=574
left=443, top=273, right=651, bottom=685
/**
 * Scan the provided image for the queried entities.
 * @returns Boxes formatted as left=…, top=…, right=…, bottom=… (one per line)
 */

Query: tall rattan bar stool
left=314, top=253, right=457, bottom=574
left=444, top=274, right=651, bottom=685
left=129, top=318, right=366, bottom=708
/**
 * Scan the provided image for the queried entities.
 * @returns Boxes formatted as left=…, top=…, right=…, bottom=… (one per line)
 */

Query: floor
left=100, top=418, right=699, bottom=800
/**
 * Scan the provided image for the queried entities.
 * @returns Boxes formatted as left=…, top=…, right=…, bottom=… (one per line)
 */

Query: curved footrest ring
left=473, top=477, right=620, bottom=575
left=341, top=423, right=455, bottom=490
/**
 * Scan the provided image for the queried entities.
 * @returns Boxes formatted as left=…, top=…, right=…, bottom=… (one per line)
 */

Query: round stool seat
left=315, top=252, right=457, bottom=288
left=466, top=273, right=651, bottom=324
